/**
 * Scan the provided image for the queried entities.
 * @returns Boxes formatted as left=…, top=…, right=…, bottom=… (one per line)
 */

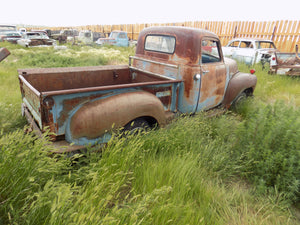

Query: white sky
left=1, top=0, right=299, bottom=27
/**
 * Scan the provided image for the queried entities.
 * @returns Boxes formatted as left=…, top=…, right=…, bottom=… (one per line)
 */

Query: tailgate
left=19, top=75, right=42, bottom=129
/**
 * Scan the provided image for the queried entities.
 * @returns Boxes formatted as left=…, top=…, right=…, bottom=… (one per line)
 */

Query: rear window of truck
left=145, top=35, right=175, bottom=54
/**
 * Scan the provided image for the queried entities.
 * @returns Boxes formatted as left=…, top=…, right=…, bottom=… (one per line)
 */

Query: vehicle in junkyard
left=18, top=26, right=257, bottom=152
left=17, top=31, right=57, bottom=47
left=96, top=30, right=129, bottom=47
left=78, top=30, right=93, bottom=45
left=93, top=32, right=106, bottom=42
left=222, top=38, right=278, bottom=66
left=0, top=31, right=22, bottom=44
left=51, top=29, right=78, bottom=44
left=0, top=25, right=22, bottom=43
left=269, top=44, right=300, bottom=76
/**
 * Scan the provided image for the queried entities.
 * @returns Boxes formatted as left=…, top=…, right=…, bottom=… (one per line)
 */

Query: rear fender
left=65, top=91, right=166, bottom=145
left=222, top=72, right=257, bottom=108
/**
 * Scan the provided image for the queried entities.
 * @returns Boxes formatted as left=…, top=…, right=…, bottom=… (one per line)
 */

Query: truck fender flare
left=221, top=72, right=257, bottom=108
left=65, top=91, right=167, bottom=143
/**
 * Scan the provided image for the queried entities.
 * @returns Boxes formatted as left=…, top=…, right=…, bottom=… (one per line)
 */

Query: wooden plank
left=284, top=21, right=294, bottom=52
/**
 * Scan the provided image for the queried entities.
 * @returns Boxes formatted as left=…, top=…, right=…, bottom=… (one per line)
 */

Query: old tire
left=231, top=92, right=247, bottom=111
left=123, top=118, right=150, bottom=135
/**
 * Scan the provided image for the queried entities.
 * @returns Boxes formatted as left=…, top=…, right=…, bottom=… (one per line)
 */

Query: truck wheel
left=231, top=92, right=247, bottom=111
left=123, top=118, right=150, bottom=135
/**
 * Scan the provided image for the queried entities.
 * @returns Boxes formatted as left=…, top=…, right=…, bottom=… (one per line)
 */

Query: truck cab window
left=145, top=35, right=176, bottom=54
left=201, top=39, right=221, bottom=63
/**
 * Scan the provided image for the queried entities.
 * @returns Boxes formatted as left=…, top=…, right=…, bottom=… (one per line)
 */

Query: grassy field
left=0, top=42, right=299, bottom=224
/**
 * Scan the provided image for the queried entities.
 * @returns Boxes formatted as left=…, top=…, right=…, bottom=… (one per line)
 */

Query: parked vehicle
left=17, top=31, right=56, bottom=47
left=92, top=32, right=106, bottom=42
left=0, top=25, right=21, bottom=43
left=78, top=30, right=93, bottom=45
left=96, top=30, right=129, bottom=47
left=222, top=38, right=278, bottom=66
left=0, top=31, right=22, bottom=44
left=51, top=29, right=78, bottom=44
left=19, top=26, right=257, bottom=152
left=0, top=47, right=10, bottom=62
left=269, top=44, right=300, bottom=76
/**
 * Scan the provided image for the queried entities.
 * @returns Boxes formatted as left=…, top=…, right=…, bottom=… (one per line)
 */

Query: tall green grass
left=1, top=107, right=298, bottom=224
left=0, top=43, right=299, bottom=224
left=238, top=63, right=300, bottom=107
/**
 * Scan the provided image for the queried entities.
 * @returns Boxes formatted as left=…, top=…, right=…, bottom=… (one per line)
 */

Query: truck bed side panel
left=19, top=65, right=181, bottom=143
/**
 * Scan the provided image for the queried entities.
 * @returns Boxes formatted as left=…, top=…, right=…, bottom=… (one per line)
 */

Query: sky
left=1, top=0, right=299, bottom=27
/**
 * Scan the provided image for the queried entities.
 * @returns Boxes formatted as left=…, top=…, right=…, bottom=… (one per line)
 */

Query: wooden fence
left=40, top=20, right=300, bottom=53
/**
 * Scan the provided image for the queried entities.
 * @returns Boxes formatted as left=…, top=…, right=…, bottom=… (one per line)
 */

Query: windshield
left=6, top=32, right=21, bottom=36
left=26, top=33, right=49, bottom=39
left=110, top=32, right=119, bottom=39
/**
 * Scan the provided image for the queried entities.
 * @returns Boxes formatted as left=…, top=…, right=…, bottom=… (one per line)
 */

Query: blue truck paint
left=96, top=31, right=129, bottom=47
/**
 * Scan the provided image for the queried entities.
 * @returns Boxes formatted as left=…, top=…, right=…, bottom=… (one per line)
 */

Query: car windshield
left=6, top=32, right=20, bottom=36
left=26, top=33, right=48, bottom=39
left=110, top=32, right=119, bottom=39
left=256, top=41, right=276, bottom=49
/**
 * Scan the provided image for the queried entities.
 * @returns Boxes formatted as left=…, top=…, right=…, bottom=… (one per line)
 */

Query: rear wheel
left=123, top=118, right=150, bottom=135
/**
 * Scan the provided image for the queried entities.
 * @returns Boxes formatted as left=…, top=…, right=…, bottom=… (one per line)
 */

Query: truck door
left=118, top=32, right=128, bottom=47
left=196, top=38, right=227, bottom=111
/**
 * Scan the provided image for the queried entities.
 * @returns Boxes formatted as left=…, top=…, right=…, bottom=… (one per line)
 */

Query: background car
left=0, top=25, right=21, bottom=43
left=222, top=38, right=279, bottom=66
left=17, top=31, right=56, bottom=47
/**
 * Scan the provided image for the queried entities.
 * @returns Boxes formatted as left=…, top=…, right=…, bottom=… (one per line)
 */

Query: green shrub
left=232, top=101, right=300, bottom=203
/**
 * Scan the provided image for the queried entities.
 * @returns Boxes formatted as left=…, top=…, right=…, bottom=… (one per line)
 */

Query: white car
left=222, top=38, right=279, bottom=66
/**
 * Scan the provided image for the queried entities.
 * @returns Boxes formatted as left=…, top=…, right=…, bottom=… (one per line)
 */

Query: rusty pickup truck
left=19, top=26, right=257, bottom=151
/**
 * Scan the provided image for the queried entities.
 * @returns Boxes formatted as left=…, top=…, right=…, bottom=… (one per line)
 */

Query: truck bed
left=18, top=65, right=171, bottom=94
left=269, top=52, right=300, bottom=76
left=19, top=64, right=181, bottom=146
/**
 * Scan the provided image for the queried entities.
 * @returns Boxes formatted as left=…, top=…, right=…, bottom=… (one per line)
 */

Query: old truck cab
left=132, top=26, right=257, bottom=113
left=96, top=30, right=129, bottom=47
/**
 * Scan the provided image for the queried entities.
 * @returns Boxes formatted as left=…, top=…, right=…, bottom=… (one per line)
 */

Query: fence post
left=233, top=26, right=237, bottom=38
left=271, top=25, right=276, bottom=41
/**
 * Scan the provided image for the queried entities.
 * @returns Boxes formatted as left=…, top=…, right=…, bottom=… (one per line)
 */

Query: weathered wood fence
left=42, top=20, right=300, bottom=53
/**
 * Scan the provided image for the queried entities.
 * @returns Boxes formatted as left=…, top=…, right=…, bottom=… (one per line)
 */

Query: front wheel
left=230, top=92, right=247, bottom=111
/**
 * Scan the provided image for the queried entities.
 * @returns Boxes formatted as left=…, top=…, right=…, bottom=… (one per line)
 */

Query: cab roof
left=136, top=26, right=220, bottom=65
